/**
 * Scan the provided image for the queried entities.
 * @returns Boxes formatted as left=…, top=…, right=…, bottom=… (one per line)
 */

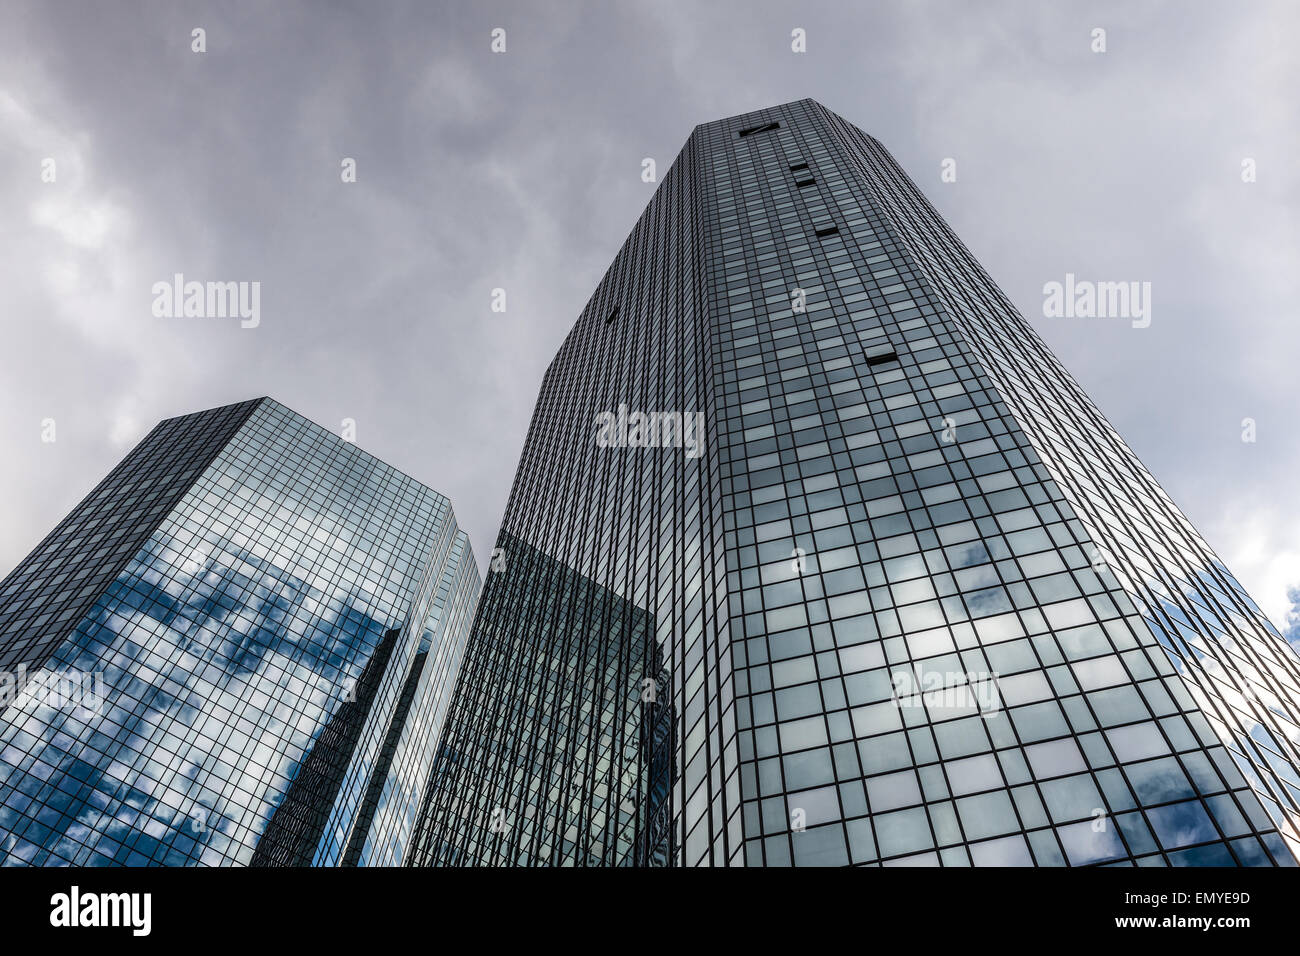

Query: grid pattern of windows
left=412, top=535, right=672, bottom=866
left=0, top=400, right=259, bottom=673
left=814, top=101, right=1300, bottom=865
left=706, top=100, right=1297, bottom=867
left=414, top=99, right=1300, bottom=867
left=0, top=399, right=479, bottom=866
left=342, top=527, right=479, bottom=866
left=412, top=114, right=734, bottom=865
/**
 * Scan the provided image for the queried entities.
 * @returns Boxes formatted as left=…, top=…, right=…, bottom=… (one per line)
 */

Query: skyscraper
left=412, top=99, right=1300, bottom=867
left=0, top=398, right=479, bottom=866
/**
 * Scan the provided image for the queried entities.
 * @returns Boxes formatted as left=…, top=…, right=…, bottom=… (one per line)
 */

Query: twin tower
left=2, top=100, right=1298, bottom=868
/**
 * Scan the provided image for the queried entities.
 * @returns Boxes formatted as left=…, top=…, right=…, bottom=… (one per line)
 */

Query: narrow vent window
left=738, top=121, right=780, bottom=138
left=814, top=225, right=839, bottom=238
left=789, top=162, right=809, bottom=171
left=605, top=305, right=620, bottom=325
left=796, top=178, right=815, bottom=188
left=864, top=347, right=898, bottom=367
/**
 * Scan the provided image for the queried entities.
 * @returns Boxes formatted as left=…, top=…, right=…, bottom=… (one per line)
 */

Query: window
left=738, top=121, right=780, bottom=138
left=864, top=346, right=898, bottom=367
left=605, top=305, right=620, bottom=325
left=814, top=225, right=839, bottom=238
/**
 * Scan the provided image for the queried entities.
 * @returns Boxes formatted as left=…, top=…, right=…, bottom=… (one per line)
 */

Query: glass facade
left=412, top=99, right=1300, bottom=867
left=0, top=398, right=479, bottom=866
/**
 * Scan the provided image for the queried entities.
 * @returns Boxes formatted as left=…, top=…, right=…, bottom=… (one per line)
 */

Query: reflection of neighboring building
left=0, top=398, right=478, bottom=866
left=252, top=628, right=401, bottom=866
left=410, top=533, right=673, bottom=867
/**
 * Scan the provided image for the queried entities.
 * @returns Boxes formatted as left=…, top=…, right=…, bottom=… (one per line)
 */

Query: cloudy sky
left=2, top=1, right=1297, bottom=634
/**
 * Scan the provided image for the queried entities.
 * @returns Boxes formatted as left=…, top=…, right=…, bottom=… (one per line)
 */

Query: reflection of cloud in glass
left=0, top=398, right=479, bottom=867
left=0, top=537, right=390, bottom=865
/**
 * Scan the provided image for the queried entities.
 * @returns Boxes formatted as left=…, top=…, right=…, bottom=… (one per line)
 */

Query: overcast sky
left=2, top=1, right=1297, bottom=636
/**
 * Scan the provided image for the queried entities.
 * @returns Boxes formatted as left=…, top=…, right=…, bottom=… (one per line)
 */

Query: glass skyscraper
left=0, top=398, right=478, bottom=866
left=411, top=99, right=1300, bottom=867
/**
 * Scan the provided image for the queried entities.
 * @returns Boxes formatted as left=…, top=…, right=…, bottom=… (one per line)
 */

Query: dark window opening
left=789, top=162, right=809, bottom=171
left=605, top=305, right=620, bottom=325
left=796, top=179, right=815, bottom=188
left=738, top=121, right=780, bottom=138
left=814, top=225, right=839, bottom=238
left=864, top=347, right=898, bottom=367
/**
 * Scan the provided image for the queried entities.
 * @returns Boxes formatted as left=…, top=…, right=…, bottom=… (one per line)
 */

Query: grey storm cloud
left=1, top=0, right=1298, bottom=627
